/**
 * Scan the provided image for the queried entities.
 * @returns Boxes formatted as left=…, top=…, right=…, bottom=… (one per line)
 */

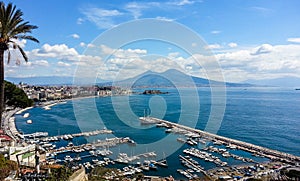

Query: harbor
left=141, top=116, right=300, bottom=164
left=11, top=115, right=299, bottom=180
left=8, top=94, right=300, bottom=180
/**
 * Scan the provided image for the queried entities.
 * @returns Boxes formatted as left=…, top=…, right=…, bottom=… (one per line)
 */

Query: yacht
left=23, top=113, right=30, bottom=118
left=64, top=155, right=73, bottom=162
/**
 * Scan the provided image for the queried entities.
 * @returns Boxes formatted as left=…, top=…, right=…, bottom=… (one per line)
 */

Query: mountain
left=6, top=69, right=254, bottom=87
left=244, top=76, right=300, bottom=87
left=112, top=69, right=253, bottom=88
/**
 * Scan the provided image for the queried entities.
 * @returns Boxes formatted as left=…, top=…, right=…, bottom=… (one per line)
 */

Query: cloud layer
left=5, top=41, right=300, bottom=83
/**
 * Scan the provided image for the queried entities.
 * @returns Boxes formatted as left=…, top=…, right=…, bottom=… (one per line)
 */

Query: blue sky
left=3, top=0, right=300, bottom=83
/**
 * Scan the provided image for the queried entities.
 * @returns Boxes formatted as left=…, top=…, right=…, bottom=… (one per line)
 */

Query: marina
left=9, top=88, right=300, bottom=180
left=141, top=116, right=300, bottom=164
left=16, top=115, right=298, bottom=180
left=18, top=129, right=113, bottom=141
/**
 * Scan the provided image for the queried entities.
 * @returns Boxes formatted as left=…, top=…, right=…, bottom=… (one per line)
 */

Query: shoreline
left=15, top=106, right=34, bottom=114
left=2, top=108, right=22, bottom=142
left=6, top=95, right=107, bottom=140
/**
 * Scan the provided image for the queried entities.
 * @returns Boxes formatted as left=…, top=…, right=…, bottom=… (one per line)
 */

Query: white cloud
left=250, top=6, right=272, bottom=15
left=10, top=39, right=27, bottom=48
left=100, top=45, right=147, bottom=57
left=127, top=48, right=147, bottom=54
left=205, top=44, right=222, bottom=50
left=171, top=0, right=196, bottom=6
left=215, top=43, right=300, bottom=81
left=125, top=2, right=145, bottom=19
left=211, top=30, right=221, bottom=34
left=34, top=60, right=49, bottom=67
left=87, top=43, right=95, bottom=48
left=79, top=42, right=95, bottom=48
left=71, top=33, right=80, bottom=39
left=287, top=37, right=300, bottom=43
left=156, top=16, right=174, bottom=22
left=228, top=42, right=237, bottom=48
left=252, top=44, right=273, bottom=55
left=77, top=18, right=84, bottom=24
left=168, top=52, right=180, bottom=58
left=80, top=42, right=86, bottom=47
left=80, top=7, right=123, bottom=29
left=57, top=61, right=71, bottom=67
left=30, top=43, right=79, bottom=61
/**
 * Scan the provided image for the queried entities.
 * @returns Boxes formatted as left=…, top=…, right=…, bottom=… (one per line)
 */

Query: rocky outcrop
left=142, top=90, right=168, bottom=95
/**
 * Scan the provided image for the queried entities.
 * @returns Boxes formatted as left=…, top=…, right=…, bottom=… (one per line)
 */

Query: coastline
left=6, top=95, right=102, bottom=140
left=15, top=106, right=33, bottom=114
left=2, top=108, right=22, bottom=142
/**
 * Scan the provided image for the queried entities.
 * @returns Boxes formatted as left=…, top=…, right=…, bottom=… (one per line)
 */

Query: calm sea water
left=15, top=87, right=300, bottom=178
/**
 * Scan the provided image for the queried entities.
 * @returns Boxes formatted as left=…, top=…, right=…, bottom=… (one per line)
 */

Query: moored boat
left=23, top=113, right=30, bottom=118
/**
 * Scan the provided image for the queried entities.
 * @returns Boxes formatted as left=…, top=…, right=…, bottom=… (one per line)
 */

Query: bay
left=15, top=87, right=300, bottom=179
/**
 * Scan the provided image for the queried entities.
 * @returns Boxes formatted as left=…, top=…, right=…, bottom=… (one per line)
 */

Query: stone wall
left=68, top=167, right=88, bottom=181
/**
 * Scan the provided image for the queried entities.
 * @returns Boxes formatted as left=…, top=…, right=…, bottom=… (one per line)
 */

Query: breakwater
left=141, top=117, right=300, bottom=164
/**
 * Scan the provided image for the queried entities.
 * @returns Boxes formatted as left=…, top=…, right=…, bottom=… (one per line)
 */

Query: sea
left=15, top=87, right=300, bottom=179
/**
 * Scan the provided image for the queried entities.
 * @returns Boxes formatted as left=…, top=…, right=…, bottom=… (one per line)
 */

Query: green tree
left=0, top=154, right=18, bottom=180
left=48, top=166, right=73, bottom=181
left=4, top=80, right=33, bottom=108
left=0, top=2, right=39, bottom=128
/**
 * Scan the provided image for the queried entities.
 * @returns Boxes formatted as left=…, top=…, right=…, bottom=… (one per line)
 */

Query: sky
left=3, top=0, right=300, bottom=83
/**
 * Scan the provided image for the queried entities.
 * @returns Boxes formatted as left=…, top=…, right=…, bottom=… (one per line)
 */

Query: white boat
left=44, top=106, right=51, bottom=110
left=26, top=120, right=32, bottom=124
left=177, top=137, right=186, bottom=143
left=23, top=113, right=29, bottom=118
left=64, top=155, right=73, bottom=162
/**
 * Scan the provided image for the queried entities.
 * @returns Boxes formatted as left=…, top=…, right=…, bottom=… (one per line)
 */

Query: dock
left=48, top=137, right=132, bottom=154
left=38, top=129, right=113, bottom=142
left=141, top=117, right=300, bottom=164
left=179, top=155, right=208, bottom=176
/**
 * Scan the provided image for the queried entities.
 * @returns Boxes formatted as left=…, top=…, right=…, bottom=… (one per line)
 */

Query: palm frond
left=7, top=50, right=11, bottom=64
left=15, top=35, right=39, bottom=43
left=17, top=45, right=28, bottom=62
left=0, top=1, right=38, bottom=65
left=9, top=22, right=38, bottom=38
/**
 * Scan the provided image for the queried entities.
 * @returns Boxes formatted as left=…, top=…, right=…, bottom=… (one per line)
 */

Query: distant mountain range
left=244, top=76, right=300, bottom=87
left=7, top=69, right=299, bottom=88
left=111, top=69, right=253, bottom=88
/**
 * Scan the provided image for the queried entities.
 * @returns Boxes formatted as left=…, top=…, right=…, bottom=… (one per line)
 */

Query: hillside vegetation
left=4, top=81, right=33, bottom=108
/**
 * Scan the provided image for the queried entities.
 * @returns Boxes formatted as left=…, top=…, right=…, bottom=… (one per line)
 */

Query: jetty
left=179, top=155, right=208, bottom=176
left=48, top=137, right=132, bottom=155
left=38, top=129, right=113, bottom=142
left=140, top=117, right=300, bottom=164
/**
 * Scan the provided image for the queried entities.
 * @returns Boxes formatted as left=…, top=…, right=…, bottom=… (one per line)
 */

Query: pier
left=49, top=137, right=132, bottom=155
left=141, top=117, right=300, bottom=164
left=179, top=155, right=208, bottom=176
left=38, top=129, right=113, bottom=142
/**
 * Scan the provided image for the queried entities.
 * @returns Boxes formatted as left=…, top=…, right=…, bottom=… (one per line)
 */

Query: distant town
left=17, top=82, right=133, bottom=102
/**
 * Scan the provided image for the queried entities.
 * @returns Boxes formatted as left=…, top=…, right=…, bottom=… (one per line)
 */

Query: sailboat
left=156, top=152, right=168, bottom=167
left=139, top=109, right=160, bottom=124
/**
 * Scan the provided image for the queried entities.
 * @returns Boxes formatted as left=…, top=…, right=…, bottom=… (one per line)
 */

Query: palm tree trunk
left=0, top=50, right=4, bottom=129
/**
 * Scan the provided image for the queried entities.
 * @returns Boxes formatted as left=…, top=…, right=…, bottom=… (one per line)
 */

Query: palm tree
left=0, top=2, right=39, bottom=128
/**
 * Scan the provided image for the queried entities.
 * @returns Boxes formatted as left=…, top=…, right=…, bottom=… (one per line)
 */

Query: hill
left=244, top=76, right=300, bottom=87
left=112, top=69, right=254, bottom=88
left=7, top=69, right=255, bottom=88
